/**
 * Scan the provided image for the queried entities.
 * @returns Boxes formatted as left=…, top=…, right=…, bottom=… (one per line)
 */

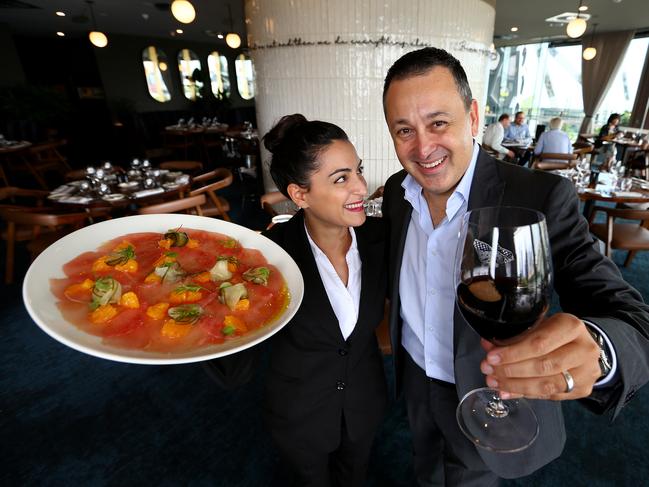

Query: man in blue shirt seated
left=534, top=117, right=573, bottom=160
left=504, top=111, right=532, bottom=142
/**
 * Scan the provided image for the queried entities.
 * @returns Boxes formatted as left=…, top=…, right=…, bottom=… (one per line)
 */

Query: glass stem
left=485, top=393, right=510, bottom=419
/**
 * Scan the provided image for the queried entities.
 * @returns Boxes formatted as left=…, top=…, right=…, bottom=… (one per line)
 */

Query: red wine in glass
left=455, top=206, right=552, bottom=452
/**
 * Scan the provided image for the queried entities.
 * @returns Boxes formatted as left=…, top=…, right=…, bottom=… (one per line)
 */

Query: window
left=595, top=37, right=649, bottom=127
left=235, top=54, right=255, bottom=100
left=177, top=49, right=204, bottom=100
left=141, top=46, right=172, bottom=102
left=487, top=43, right=585, bottom=140
left=207, top=51, right=231, bottom=99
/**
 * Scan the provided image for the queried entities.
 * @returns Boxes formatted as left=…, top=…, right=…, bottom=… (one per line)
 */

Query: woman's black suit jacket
left=262, top=211, right=387, bottom=452
left=209, top=211, right=388, bottom=452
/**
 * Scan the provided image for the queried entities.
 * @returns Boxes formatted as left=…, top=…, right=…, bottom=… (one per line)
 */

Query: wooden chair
left=24, top=140, right=72, bottom=189
left=0, top=186, right=49, bottom=209
left=160, top=160, right=204, bottom=174
left=138, top=193, right=206, bottom=216
left=188, top=168, right=233, bottom=220
left=531, top=152, right=578, bottom=171
left=259, top=191, right=301, bottom=219
left=627, top=149, right=649, bottom=180
left=0, top=207, right=89, bottom=284
left=590, top=207, right=649, bottom=267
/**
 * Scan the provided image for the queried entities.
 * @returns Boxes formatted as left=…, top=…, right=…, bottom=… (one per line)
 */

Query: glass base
left=456, top=387, right=539, bottom=453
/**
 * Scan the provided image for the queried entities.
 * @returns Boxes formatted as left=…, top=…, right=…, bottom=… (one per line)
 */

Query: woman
left=206, top=114, right=387, bottom=487
left=595, top=113, right=621, bottom=148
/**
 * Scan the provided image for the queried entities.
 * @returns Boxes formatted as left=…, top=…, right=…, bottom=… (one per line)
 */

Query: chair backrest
left=0, top=207, right=89, bottom=227
left=0, top=187, right=49, bottom=203
left=0, top=206, right=90, bottom=284
left=190, top=168, right=233, bottom=190
left=602, top=207, right=649, bottom=222
left=137, top=194, right=206, bottom=215
left=260, top=191, right=298, bottom=217
left=532, top=152, right=578, bottom=171
left=27, top=140, right=70, bottom=168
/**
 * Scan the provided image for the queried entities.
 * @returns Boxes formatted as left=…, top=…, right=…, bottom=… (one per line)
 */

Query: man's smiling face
left=384, top=66, right=479, bottom=203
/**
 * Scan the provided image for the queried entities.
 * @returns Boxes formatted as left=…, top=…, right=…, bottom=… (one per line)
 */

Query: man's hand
left=507, top=150, right=515, bottom=159
left=479, top=313, right=601, bottom=400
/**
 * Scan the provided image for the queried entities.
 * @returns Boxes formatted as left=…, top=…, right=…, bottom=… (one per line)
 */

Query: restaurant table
left=502, top=140, right=534, bottom=166
left=47, top=172, right=191, bottom=213
left=577, top=175, right=649, bottom=220
left=614, top=138, right=644, bottom=163
left=0, top=141, right=32, bottom=186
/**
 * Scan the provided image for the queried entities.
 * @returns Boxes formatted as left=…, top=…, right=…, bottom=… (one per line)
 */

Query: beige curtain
left=630, top=44, right=649, bottom=129
left=579, top=30, right=635, bottom=135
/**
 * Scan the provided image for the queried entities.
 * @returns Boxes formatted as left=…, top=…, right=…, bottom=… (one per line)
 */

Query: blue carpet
left=2, top=203, right=648, bottom=486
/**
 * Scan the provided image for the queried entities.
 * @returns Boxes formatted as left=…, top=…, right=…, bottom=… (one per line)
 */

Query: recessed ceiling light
left=56, top=31, right=65, bottom=37
left=55, top=11, right=66, bottom=17
left=217, top=33, right=224, bottom=39
left=579, top=5, right=589, bottom=11
left=176, top=29, right=184, bottom=34
left=511, top=26, right=519, bottom=32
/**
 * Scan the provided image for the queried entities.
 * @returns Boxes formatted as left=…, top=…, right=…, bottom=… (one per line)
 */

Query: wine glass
left=455, top=206, right=553, bottom=452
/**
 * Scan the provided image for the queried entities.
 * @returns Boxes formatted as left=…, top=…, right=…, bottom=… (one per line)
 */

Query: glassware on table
left=454, top=206, right=553, bottom=452
left=618, top=177, right=633, bottom=192
left=364, top=198, right=383, bottom=217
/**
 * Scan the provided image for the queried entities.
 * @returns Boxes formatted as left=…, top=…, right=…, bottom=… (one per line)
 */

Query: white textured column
left=245, top=0, right=495, bottom=192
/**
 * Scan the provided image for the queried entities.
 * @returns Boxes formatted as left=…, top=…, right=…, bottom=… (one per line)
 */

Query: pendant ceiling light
left=583, top=23, right=598, bottom=61
left=225, top=5, right=241, bottom=49
left=87, top=1, right=108, bottom=48
left=567, top=0, right=588, bottom=38
left=171, top=0, right=196, bottom=24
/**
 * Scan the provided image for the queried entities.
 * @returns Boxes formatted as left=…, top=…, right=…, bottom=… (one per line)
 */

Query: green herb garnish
left=172, top=283, right=204, bottom=294
left=242, top=267, right=270, bottom=286
left=168, top=304, right=203, bottom=323
left=221, top=238, right=238, bottom=249
left=222, top=325, right=236, bottom=335
left=105, top=245, right=135, bottom=266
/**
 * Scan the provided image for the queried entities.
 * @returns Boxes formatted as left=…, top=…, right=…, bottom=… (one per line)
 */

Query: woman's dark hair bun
left=263, top=114, right=308, bottom=154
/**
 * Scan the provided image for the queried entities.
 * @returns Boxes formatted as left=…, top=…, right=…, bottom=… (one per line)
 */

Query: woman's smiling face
left=297, top=139, right=368, bottom=229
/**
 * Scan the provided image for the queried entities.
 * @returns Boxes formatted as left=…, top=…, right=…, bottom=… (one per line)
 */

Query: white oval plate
left=23, top=214, right=304, bottom=365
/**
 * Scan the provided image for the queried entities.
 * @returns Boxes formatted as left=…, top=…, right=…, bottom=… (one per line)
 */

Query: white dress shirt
left=305, top=225, right=361, bottom=340
left=398, top=142, right=617, bottom=386
left=483, top=122, right=509, bottom=156
left=534, top=129, right=572, bottom=156
left=399, top=142, right=480, bottom=383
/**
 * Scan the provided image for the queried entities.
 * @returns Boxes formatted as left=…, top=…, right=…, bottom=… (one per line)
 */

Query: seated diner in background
left=482, top=113, right=515, bottom=160
left=504, top=110, right=532, bottom=143
left=534, top=117, right=573, bottom=161
left=595, top=113, right=622, bottom=149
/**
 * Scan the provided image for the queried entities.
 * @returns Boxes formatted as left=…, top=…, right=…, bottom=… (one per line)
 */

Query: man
left=534, top=117, right=572, bottom=158
left=504, top=110, right=532, bottom=142
left=381, top=47, right=649, bottom=486
left=482, top=114, right=515, bottom=160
